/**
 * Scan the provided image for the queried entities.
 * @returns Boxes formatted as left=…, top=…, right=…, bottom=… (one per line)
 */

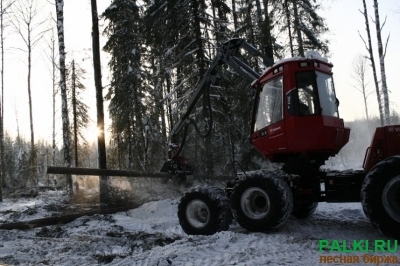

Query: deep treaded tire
left=361, top=155, right=400, bottom=240
left=292, top=201, right=318, bottom=219
left=230, top=170, right=293, bottom=232
left=178, top=186, right=232, bottom=235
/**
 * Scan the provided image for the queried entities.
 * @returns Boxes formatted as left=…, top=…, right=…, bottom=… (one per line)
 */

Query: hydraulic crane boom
left=161, top=39, right=273, bottom=178
left=169, top=38, right=273, bottom=139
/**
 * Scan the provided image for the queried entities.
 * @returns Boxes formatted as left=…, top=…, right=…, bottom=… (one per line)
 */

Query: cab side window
left=254, top=76, right=283, bottom=131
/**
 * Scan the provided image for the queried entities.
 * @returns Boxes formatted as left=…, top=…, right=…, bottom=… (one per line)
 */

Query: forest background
left=0, top=0, right=399, bottom=192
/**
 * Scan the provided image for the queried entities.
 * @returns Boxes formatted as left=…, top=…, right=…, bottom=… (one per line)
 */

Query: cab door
left=251, top=76, right=288, bottom=158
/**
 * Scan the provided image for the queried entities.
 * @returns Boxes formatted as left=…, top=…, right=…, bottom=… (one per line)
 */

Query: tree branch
left=380, top=15, right=387, bottom=31
left=358, top=30, right=369, bottom=52
left=383, top=33, right=390, bottom=60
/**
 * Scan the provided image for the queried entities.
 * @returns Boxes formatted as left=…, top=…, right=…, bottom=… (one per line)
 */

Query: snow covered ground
left=0, top=188, right=399, bottom=266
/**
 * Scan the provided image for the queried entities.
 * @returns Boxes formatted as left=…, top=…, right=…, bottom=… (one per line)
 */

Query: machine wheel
left=292, top=201, right=318, bottom=219
left=361, top=155, right=400, bottom=239
left=178, top=186, right=232, bottom=235
left=230, top=171, right=293, bottom=232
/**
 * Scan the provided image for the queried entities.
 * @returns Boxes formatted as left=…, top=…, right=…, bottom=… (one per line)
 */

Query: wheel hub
left=241, top=187, right=270, bottom=220
left=382, top=175, right=400, bottom=223
left=186, top=199, right=210, bottom=229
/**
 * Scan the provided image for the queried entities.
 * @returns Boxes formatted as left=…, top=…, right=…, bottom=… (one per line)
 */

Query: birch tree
left=55, top=0, right=72, bottom=192
left=45, top=29, right=58, bottom=166
left=0, top=0, right=13, bottom=201
left=352, top=54, right=372, bottom=124
left=11, top=0, right=49, bottom=186
left=373, top=0, right=390, bottom=125
left=359, top=0, right=384, bottom=126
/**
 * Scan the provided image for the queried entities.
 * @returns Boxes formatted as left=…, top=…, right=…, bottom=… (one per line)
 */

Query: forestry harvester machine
left=160, top=39, right=400, bottom=239
left=47, top=39, right=400, bottom=239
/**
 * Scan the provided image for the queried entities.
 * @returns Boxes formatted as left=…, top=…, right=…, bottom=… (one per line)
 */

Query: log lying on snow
left=47, top=166, right=233, bottom=180
left=0, top=205, right=138, bottom=230
left=47, top=166, right=172, bottom=178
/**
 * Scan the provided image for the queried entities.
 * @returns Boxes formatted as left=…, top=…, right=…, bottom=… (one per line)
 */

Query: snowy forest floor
left=0, top=179, right=399, bottom=266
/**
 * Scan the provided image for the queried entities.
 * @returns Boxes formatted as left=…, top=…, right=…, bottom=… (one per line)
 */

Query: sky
left=2, top=0, right=400, bottom=146
left=321, top=0, right=400, bottom=123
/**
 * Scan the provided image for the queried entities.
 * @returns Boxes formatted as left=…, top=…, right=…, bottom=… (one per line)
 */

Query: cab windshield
left=254, top=71, right=339, bottom=132
left=288, top=71, right=338, bottom=117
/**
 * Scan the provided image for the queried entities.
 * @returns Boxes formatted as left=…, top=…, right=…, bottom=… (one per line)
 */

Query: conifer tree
left=67, top=60, right=89, bottom=167
left=103, top=0, right=146, bottom=170
left=101, top=0, right=334, bottom=176
left=276, top=0, right=329, bottom=56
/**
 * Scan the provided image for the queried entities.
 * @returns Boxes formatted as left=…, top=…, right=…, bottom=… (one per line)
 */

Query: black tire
left=292, top=201, right=318, bottom=219
left=178, top=186, right=233, bottom=235
left=230, top=170, right=293, bottom=232
left=361, top=155, right=400, bottom=240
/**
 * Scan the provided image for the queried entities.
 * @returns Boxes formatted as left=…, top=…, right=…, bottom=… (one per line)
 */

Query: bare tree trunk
left=90, top=0, right=106, bottom=170
left=0, top=0, right=5, bottom=201
left=0, top=99, right=2, bottom=202
left=71, top=60, right=78, bottom=167
left=261, top=0, right=274, bottom=61
left=55, top=0, right=72, bottom=192
left=166, top=76, right=173, bottom=131
left=11, top=0, right=45, bottom=186
left=245, top=0, right=255, bottom=44
left=292, top=0, right=304, bottom=57
left=211, top=0, right=227, bottom=45
left=116, top=134, right=121, bottom=169
left=193, top=0, right=214, bottom=177
left=231, top=0, right=238, bottom=36
left=158, top=57, right=167, bottom=160
left=255, top=0, right=263, bottom=32
left=373, top=0, right=391, bottom=125
left=352, top=54, right=371, bottom=125
left=27, top=30, right=37, bottom=186
left=284, top=0, right=294, bottom=57
left=90, top=0, right=108, bottom=205
left=50, top=32, right=56, bottom=166
left=359, top=0, right=384, bottom=126
left=0, top=103, right=2, bottom=202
